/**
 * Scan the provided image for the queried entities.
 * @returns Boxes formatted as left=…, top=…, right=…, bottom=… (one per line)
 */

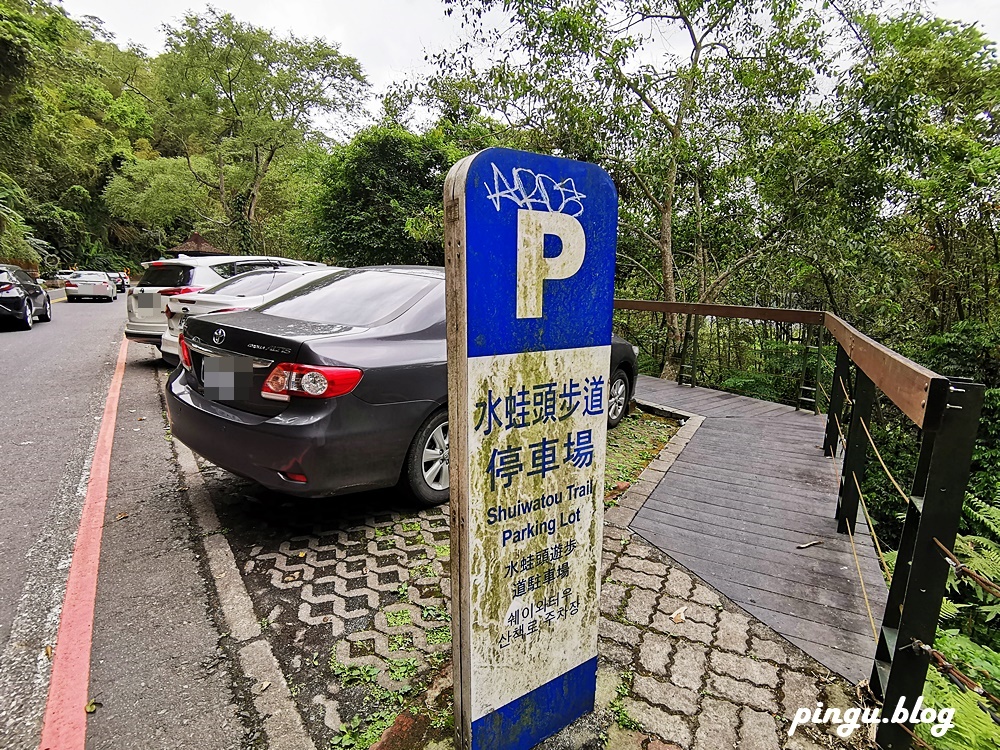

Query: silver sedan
left=65, top=271, right=118, bottom=302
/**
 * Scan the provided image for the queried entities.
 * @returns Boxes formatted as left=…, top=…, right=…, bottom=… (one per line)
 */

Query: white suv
left=125, top=255, right=320, bottom=361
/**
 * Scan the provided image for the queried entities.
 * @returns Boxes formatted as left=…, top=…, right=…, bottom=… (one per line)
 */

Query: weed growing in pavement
left=374, top=526, right=392, bottom=538
left=428, top=651, right=449, bottom=668
left=396, top=581, right=409, bottom=600
left=421, top=604, right=450, bottom=622
left=413, top=564, right=435, bottom=580
left=388, top=633, right=412, bottom=651
left=258, top=617, right=271, bottom=630
left=329, top=659, right=379, bottom=686
left=385, top=610, right=411, bottom=628
left=434, top=544, right=450, bottom=559
left=400, top=521, right=421, bottom=533
left=427, top=694, right=455, bottom=731
left=426, top=626, right=451, bottom=645
left=387, top=658, right=419, bottom=682
left=329, top=711, right=397, bottom=749
left=608, top=669, right=642, bottom=732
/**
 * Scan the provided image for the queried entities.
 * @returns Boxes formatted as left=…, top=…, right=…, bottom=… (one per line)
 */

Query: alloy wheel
left=421, top=422, right=450, bottom=491
left=608, top=374, right=628, bottom=422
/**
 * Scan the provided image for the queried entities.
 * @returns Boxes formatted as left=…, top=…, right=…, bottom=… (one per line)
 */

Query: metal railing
left=614, top=299, right=986, bottom=749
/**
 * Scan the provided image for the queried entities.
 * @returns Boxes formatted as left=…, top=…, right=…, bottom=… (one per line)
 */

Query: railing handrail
left=613, top=299, right=947, bottom=428
left=613, top=299, right=824, bottom=325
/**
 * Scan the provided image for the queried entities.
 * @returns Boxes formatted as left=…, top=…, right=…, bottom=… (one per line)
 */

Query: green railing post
left=823, top=344, right=851, bottom=457
left=873, top=378, right=984, bottom=749
left=836, top=368, right=876, bottom=535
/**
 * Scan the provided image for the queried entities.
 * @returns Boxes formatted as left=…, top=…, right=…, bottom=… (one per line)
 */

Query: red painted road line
left=39, top=337, right=129, bottom=750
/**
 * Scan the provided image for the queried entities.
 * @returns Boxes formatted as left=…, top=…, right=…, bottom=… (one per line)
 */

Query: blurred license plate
left=202, top=356, right=254, bottom=401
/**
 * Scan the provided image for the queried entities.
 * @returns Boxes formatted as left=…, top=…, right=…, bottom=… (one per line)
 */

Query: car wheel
left=37, top=297, right=52, bottom=322
left=17, top=300, right=33, bottom=330
left=405, top=409, right=449, bottom=507
left=607, top=367, right=630, bottom=428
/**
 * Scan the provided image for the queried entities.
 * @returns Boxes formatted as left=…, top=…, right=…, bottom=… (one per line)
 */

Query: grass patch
left=434, top=544, right=450, bottom=559
left=427, top=626, right=451, bottom=645
left=604, top=411, right=678, bottom=504
left=400, top=521, right=421, bottom=533
left=385, top=610, right=412, bottom=628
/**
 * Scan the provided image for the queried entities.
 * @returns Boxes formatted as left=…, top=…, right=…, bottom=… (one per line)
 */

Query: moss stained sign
left=444, top=148, right=617, bottom=750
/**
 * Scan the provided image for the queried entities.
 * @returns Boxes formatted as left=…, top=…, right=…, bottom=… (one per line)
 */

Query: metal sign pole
left=444, top=148, right=618, bottom=750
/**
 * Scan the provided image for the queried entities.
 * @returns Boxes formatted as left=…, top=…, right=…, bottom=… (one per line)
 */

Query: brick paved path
left=220, top=414, right=876, bottom=749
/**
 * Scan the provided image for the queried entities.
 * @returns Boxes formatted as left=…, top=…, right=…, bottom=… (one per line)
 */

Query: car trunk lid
left=183, top=312, right=363, bottom=417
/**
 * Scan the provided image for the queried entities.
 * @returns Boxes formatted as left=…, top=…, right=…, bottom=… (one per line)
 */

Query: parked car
left=161, top=266, right=343, bottom=365
left=65, top=271, right=117, bottom=302
left=0, top=264, right=52, bottom=329
left=125, top=255, right=320, bottom=356
left=54, top=269, right=75, bottom=281
left=108, top=271, right=129, bottom=293
left=165, top=266, right=638, bottom=506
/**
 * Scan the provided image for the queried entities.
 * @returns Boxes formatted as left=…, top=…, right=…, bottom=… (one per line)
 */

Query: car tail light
left=159, top=286, right=204, bottom=297
left=65, top=282, right=78, bottom=288
left=178, top=333, right=193, bottom=370
left=281, top=472, right=308, bottom=483
left=0, top=283, right=13, bottom=292
left=261, top=364, right=363, bottom=401
left=210, top=307, right=249, bottom=314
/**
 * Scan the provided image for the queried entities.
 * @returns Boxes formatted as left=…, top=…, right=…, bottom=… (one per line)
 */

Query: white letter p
left=516, top=209, right=586, bottom=319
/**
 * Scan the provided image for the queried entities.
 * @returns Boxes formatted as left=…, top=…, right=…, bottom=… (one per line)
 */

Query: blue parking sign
left=445, top=148, right=618, bottom=750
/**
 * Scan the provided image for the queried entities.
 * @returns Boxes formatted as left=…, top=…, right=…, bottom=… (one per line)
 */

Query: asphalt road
left=0, top=290, right=123, bottom=648
left=0, top=292, right=246, bottom=749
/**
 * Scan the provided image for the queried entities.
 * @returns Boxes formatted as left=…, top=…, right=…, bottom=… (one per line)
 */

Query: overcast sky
left=59, top=0, right=1000, bottom=111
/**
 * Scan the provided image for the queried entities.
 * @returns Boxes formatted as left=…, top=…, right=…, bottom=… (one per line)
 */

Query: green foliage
left=311, top=124, right=464, bottom=266
left=386, top=658, right=419, bottom=682
left=917, top=630, right=1000, bottom=749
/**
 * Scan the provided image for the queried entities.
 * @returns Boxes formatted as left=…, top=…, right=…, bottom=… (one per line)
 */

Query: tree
left=311, top=124, right=466, bottom=266
left=156, top=9, right=368, bottom=252
left=436, top=0, right=845, bottom=370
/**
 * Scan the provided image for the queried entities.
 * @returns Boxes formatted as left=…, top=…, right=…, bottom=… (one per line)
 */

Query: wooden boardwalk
left=631, top=376, right=887, bottom=683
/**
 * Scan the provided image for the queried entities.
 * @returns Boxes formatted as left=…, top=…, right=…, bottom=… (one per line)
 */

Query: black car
left=165, top=266, right=638, bottom=505
left=108, top=271, right=129, bottom=293
left=0, top=265, right=52, bottom=330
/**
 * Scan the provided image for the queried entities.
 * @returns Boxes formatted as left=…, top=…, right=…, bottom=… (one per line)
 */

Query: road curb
left=171, top=422, right=316, bottom=750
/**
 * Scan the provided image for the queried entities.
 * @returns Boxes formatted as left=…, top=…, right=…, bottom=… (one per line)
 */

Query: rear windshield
left=207, top=270, right=303, bottom=297
left=71, top=272, right=109, bottom=281
left=0, top=271, right=13, bottom=284
left=210, top=260, right=288, bottom=279
left=259, top=269, right=439, bottom=327
left=137, top=265, right=193, bottom=287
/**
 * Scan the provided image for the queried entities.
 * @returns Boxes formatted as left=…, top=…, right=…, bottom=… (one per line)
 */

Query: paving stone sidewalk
left=210, top=413, right=879, bottom=749
left=535, top=415, right=874, bottom=750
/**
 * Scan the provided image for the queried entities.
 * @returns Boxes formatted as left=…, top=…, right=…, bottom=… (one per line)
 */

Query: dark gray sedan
left=0, top=265, right=52, bottom=330
left=165, top=266, right=637, bottom=505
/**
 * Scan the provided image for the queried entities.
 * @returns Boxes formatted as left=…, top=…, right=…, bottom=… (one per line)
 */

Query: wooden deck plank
left=631, top=376, right=887, bottom=682
left=635, top=529, right=880, bottom=658
left=632, top=518, right=883, bottom=604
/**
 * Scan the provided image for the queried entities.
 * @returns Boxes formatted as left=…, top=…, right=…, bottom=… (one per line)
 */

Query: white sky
left=59, top=0, right=1000, bottom=122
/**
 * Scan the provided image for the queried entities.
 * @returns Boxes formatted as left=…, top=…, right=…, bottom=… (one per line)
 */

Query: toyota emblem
left=212, top=328, right=226, bottom=345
